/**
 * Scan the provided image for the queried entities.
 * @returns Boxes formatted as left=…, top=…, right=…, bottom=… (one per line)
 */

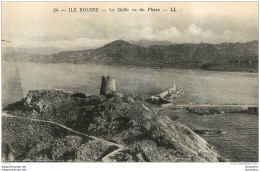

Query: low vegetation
left=3, top=90, right=225, bottom=162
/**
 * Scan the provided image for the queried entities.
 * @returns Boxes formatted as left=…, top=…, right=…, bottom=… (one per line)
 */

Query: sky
left=2, top=2, right=259, bottom=51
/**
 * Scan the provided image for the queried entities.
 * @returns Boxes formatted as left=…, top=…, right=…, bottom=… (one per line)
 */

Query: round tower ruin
left=100, top=76, right=116, bottom=95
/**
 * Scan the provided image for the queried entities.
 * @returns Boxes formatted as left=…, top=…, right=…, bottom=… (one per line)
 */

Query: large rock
left=2, top=90, right=225, bottom=162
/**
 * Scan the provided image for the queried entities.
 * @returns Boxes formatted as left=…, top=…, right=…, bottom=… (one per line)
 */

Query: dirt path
left=2, top=112, right=124, bottom=162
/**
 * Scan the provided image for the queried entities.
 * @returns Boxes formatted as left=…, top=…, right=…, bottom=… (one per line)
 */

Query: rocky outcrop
left=185, top=106, right=258, bottom=115
left=2, top=117, right=116, bottom=162
left=2, top=90, right=225, bottom=162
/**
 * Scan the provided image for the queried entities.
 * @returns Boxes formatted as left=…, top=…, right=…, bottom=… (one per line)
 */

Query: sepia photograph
left=1, top=1, right=258, bottom=166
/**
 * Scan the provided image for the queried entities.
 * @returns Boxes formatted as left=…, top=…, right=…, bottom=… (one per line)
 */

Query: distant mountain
left=129, top=39, right=173, bottom=47
left=3, top=40, right=258, bottom=72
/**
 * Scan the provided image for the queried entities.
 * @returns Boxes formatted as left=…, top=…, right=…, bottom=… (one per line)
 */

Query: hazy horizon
left=2, top=2, right=258, bottom=51
left=2, top=39, right=259, bottom=54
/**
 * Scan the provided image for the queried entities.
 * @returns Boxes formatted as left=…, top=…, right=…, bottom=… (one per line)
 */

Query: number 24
left=53, top=8, right=58, bottom=12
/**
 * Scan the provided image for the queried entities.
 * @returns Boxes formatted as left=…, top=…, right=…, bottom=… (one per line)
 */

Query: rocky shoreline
left=2, top=90, right=225, bottom=162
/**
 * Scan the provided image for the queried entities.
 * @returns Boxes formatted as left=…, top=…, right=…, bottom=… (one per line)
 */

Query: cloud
left=186, top=24, right=202, bottom=35
left=2, top=2, right=258, bottom=50
left=124, top=24, right=258, bottom=44
left=155, top=26, right=182, bottom=39
left=9, top=24, right=255, bottom=51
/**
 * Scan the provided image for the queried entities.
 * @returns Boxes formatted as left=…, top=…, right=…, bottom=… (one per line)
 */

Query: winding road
left=2, top=112, right=125, bottom=162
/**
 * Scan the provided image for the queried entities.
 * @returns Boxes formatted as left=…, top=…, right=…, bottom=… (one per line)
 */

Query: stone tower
left=100, top=76, right=116, bottom=95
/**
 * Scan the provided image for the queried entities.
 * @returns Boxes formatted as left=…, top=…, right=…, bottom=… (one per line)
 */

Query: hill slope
left=3, top=40, right=258, bottom=72
left=2, top=90, right=225, bottom=162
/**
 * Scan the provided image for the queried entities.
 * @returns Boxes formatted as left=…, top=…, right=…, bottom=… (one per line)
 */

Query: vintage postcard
left=1, top=1, right=258, bottom=165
